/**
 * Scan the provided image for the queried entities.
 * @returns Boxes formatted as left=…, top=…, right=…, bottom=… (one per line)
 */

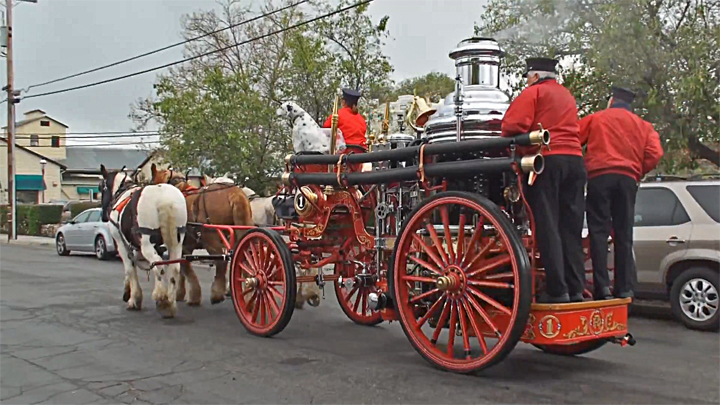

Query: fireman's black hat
left=611, top=86, right=636, bottom=103
left=523, top=57, right=558, bottom=77
left=341, top=88, right=362, bottom=106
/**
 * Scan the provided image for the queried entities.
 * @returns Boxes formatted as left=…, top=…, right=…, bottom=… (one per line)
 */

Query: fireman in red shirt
left=580, top=86, right=663, bottom=300
left=323, top=88, right=368, bottom=150
left=501, top=57, right=586, bottom=303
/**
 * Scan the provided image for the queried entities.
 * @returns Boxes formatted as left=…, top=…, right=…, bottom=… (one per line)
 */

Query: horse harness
left=106, top=179, right=186, bottom=270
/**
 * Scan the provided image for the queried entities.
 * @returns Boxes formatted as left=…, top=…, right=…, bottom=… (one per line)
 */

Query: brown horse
left=150, top=165, right=254, bottom=305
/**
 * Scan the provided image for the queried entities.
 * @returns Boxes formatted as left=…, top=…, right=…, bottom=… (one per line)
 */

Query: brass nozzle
left=528, top=129, right=551, bottom=146
left=284, top=154, right=294, bottom=165
left=520, top=154, right=545, bottom=174
left=281, top=172, right=291, bottom=186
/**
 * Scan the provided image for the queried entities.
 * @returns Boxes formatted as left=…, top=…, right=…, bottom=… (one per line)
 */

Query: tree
left=476, top=0, right=720, bottom=172
left=130, top=0, right=394, bottom=192
left=390, top=72, right=456, bottom=103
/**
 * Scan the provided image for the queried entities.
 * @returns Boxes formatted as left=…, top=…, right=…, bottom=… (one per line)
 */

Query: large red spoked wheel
left=230, top=228, right=296, bottom=337
left=390, top=191, right=532, bottom=373
left=533, top=340, right=607, bottom=356
left=334, top=261, right=383, bottom=326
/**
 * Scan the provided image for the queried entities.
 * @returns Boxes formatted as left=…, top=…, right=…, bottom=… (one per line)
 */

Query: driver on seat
left=323, top=88, right=368, bottom=150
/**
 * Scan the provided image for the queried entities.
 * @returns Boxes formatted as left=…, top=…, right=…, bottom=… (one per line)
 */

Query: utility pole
left=4, top=0, right=16, bottom=241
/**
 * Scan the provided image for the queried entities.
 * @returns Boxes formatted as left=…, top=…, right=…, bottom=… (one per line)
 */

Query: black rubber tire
left=389, top=191, right=533, bottom=374
left=670, top=267, right=719, bottom=332
left=95, top=236, right=110, bottom=261
left=229, top=228, right=296, bottom=337
left=56, top=233, right=70, bottom=256
left=532, top=340, right=608, bottom=356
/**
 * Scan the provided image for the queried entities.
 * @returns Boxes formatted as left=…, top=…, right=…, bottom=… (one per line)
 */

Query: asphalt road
left=1, top=244, right=718, bottom=405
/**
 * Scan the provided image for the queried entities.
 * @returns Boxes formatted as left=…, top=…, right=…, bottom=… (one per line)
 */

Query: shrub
left=0, top=204, right=64, bottom=235
left=70, top=201, right=102, bottom=218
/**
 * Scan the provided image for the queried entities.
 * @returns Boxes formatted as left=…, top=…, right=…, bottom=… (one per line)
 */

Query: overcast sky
left=1, top=0, right=485, bottom=145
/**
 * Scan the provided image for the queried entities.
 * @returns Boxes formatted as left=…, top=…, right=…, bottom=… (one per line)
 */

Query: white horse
left=100, top=164, right=188, bottom=318
left=240, top=186, right=281, bottom=226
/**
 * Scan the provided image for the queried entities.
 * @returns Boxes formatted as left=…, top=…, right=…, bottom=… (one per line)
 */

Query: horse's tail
left=158, top=201, right=181, bottom=253
left=229, top=188, right=254, bottom=242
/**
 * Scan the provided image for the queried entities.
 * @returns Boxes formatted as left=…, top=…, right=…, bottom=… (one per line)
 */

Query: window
left=72, top=211, right=91, bottom=223
left=51, top=136, right=60, bottom=148
left=40, top=120, right=50, bottom=127
left=687, top=185, right=720, bottom=223
left=16, top=190, right=38, bottom=204
left=30, top=134, right=39, bottom=146
left=634, top=187, right=690, bottom=227
left=86, top=210, right=102, bottom=223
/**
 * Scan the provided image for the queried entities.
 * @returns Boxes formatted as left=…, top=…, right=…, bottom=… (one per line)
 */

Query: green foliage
left=70, top=202, right=102, bottom=219
left=390, top=72, right=456, bottom=103
left=130, top=0, right=394, bottom=192
left=0, top=204, right=64, bottom=236
left=476, top=0, right=720, bottom=172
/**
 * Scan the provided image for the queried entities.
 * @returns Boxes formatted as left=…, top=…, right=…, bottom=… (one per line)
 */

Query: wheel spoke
left=353, top=290, right=362, bottom=313
left=466, top=280, right=514, bottom=289
left=465, top=254, right=511, bottom=279
left=484, top=271, right=515, bottom=280
left=440, top=206, right=455, bottom=264
left=249, top=242, right=262, bottom=273
left=462, top=237, right=496, bottom=271
left=401, top=275, right=437, bottom=284
left=251, top=293, right=261, bottom=323
left=265, top=291, right=280, bottom=316
left=465, top=294, right=502, bottom=339
left=457, top=213, right=466, bottom=264
left=411, top=234, right=446, bottom=271
left=361, top=291, right=368, bottom=316
left=447, top=301, right=458, bottom=357
left=425, top=222, right=449, bottom=266
left=267, top=284, right=284, bottom=300
left=237, top=259, right=256, bottom=277
left=409, top=288, right=440, bottom=304
left=418, top=296, right=446, bottom=328
left=457, top=300, right=472, bottom=359
left=431, top=299, right=452, bottom=345
left=243, top=250, right=258, bottom=274
left=408, top=255, right=443, bottom=276
left=468, top=286, right=512, bottom=317
left=461, top=216, right=484, bottom=267
left=461, top=297, right=488, bottom=354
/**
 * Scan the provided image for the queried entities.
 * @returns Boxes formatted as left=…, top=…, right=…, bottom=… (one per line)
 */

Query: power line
left=14, top=130, right=158, bottom=135
left=23, top=0, right=310, bottom=92
left=21, top=0, right=373, bottom=101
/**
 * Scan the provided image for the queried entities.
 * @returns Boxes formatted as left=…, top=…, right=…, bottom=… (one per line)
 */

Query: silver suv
left=634, top=176, right=719, bottom=331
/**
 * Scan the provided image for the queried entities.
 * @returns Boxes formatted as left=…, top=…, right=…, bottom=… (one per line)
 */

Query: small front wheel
left=230, top=228, right=296, bottom=337
left=334, top=261, right=383, bottom=326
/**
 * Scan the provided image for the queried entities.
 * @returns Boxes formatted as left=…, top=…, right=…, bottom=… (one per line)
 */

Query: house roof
left=61, top=147, right=152, bottom=173
left=2, top=116, right=70, bottom=130
left=0, top=137, right=66, bottom=169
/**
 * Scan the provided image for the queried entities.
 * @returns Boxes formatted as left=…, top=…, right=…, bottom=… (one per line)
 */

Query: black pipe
left=287, top=156, right=528, bottom=187
left=288, top=131, right=547, bottom=167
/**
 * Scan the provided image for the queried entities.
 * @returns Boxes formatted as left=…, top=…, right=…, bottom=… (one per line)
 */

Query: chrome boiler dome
left=424, top=37, right=511, bottom=144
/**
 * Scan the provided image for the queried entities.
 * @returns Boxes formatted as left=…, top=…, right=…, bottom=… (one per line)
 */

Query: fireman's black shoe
left=538, top=293, right=570, bottom=304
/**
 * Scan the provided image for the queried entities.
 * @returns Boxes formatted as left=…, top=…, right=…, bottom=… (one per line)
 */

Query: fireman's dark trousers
left=586, top=173, right=638, bottom=298
left=524, top=155, right=587, bottom=299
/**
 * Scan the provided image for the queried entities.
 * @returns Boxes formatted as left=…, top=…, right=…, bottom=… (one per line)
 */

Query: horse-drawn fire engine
left=161, top=37, right=635, bottom=374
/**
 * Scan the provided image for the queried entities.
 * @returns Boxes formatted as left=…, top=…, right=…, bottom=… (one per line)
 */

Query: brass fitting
left=294, top=186, right=318, bottom=216
left=520, top=154, right=545, bottom=174
left=528, top=129, right=551, bottom=146
left=284, top=154, right=294, bottom=165
left=281, top=172, right=291, bottom=186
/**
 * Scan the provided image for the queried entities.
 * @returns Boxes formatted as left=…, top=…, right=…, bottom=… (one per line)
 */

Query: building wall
left=62, top=174, right=102, bottom=201
left=15, top=117, right=68, bottom=161
left=0, top=145, right=63, bottom=204
left=136, top=154, right=167, bottom=184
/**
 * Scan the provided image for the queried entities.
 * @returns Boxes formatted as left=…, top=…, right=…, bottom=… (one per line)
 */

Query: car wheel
left=670, top=267, right=719, bottom=332
left=56, top=234, right=70, bottom=256
left=95, top=236, right=110, bottom=261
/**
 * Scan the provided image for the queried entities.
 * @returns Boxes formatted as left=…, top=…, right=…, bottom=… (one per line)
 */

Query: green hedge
left=70, top=201, right=102, bottom=218
left=0, top=204, right=64, bottom=236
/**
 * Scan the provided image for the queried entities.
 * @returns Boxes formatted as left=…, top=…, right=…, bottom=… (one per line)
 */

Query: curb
left=0, top=238, right=55, bottom=247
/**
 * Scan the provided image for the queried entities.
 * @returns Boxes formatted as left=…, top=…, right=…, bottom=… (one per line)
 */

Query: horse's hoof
left=210, top=294, right=225, bottom=305
left=295, top=301, right=305, bottom=309
left=122, top=290, right=131, bottom=303
left=156, top=299, right=176, bottom=318
left=187, top=301, right=201, bottom=307
left=126, top=301, right=142, bottom=311
left=307, top=295, right=321, bottom=307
